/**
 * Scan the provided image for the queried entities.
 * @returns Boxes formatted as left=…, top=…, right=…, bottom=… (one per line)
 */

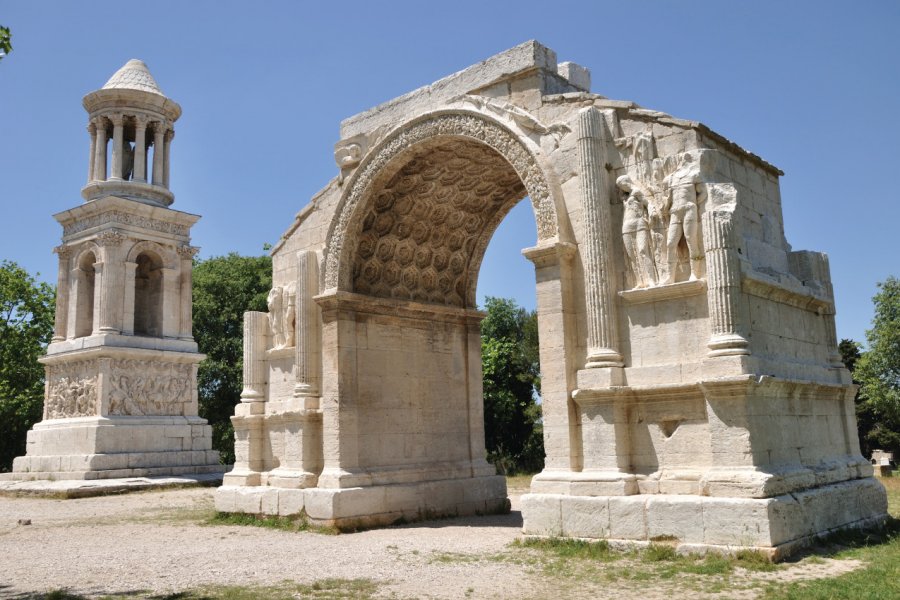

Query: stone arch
left=322, top=109, right=567, bottom=296
left=131, top=249, right=165, bottom=337
left=125, top=240, right=178, bottom=269
left=72, top=244, right=101, bottom=338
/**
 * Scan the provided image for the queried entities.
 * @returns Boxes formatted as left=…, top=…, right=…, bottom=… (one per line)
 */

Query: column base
left=214, top=474, right=509, bottom=530
left=522, top=477, right=888, bottom=561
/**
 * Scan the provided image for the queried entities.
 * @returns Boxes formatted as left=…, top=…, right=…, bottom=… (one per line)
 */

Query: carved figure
left=282, top=282, right=297, bottom=349
left=662, top=154, right=704, bottom=283
left=617, top=175, right=658, bottom=288
left=267, top=286, right=286, bottom=348
left=122, top=141, right=135, bottom=181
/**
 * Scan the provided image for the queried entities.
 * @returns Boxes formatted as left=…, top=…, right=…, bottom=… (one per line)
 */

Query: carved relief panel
left=45, top=360, right=99, bottom=419
left=107, top=359, right=192, bottom=416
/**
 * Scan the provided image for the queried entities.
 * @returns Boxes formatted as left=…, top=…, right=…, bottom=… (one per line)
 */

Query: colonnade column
left=87, top=123, right=97, bottom=184
left=52, top=245, right=71, bottom=342
left=97, top=230, right=124, bottom=333
left=576, top=107, right=623, bottom=368
left=109, top=115, right=125, bottom=181
left=177, top=245, right=197, bottom=340
left=133, top=116, right=148, bottom=183
left=293, top=250, right=320, bottom=403
left=122, top=261, right=137, bottom=335
left=93, top=118, right=108, bottom=181
left=163, top=129, right=173, bottom=189
left=152, top=123, right=165, bottom=186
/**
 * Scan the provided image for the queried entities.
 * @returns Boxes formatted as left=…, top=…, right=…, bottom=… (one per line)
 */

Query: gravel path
left=0, top=487, right=862, bottom=599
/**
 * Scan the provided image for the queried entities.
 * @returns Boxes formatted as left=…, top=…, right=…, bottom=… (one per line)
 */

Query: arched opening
left=73, top=251, right=97, bottom=338
left=339, top=137, right=533, bottom=481
left=133, top=251, right=164, bottom=337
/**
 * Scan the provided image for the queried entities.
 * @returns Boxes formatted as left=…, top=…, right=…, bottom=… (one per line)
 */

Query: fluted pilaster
left=294, top=250, right=321, bottom=400
left=52, top=245, right=71, bottom=342
left=241, top=311, right=269, bottom=401
left=702, top=210, right=749, bottom=356
left=576, top=107, right=622, bottom=367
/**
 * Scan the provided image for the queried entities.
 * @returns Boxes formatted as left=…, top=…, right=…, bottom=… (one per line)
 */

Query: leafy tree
left=480, top=296, right=543, bottom=474
left=855, top=277, right=900, bottom=456
left=0, top=26, right=11, bottom=61
left=840, top=338, right=878, bottom=458
left=0, top=261, right=54, bottom=471
left=193, top=253, right=271, bottom=464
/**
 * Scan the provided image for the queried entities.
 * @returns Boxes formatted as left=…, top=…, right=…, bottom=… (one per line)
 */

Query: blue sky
left=2, top=1, right=898, bottom=345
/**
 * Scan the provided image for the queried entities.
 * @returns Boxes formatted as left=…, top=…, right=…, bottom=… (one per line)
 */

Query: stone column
left=702, top=210, right=749, bottom=356
left=177, top=245, right=197, bottom=340
left=161, top=267, right=180, bottom=337
left=91, top=261, right=104, bottom=335
left=163, top=129, right=174, bottom=189
left=133, top=116, right=148, bottom=183
left=293, top=250, right=320, bottom=402
left=152, top=122, right=165, bottom=186
left=122, top=261, right=137, bottom=335
left=242, top=311, right=269, bottom=402
left=51, top=245, right=71, bottom=342
left=576, top=107, right=623, bottom=368
left=109, top=114, right=125, bottom=181
left=97, top=230, right=124, bottom=333
left=93, top=118, right=108, bottom=181
left=87, top=122, right=97, bottom=184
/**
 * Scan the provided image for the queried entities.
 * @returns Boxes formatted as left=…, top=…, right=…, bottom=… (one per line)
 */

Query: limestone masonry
left=214, top=41, right=887, bottom=557
left=5, top=59, right=223, bottom=481
left=6, top=42, right=886, bottom=559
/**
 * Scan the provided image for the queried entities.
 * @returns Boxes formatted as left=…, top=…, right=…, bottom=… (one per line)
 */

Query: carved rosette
left=106, top=359, right=193, bottom=416
left=702, top=210, right=749, bottom=356
left=576, top=107, right=623, bottom=367
left=323, top=111, right=559, bottom=291
left=45, top=360, right=99, bottom=419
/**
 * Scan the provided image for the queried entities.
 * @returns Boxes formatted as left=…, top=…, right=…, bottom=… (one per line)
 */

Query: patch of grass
left=642, top=542, right=678, bottom=562
left=206, top=511, right=339, bottom=535
left=35, top=580, right=381, bottom=600
left=512, top=537, right=617, bottom=562
left=429, top=551, right=481, bottom=564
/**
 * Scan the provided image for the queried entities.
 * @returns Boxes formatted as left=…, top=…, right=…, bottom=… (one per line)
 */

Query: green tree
left=855, top=277, right=900, bottom=456
left=0, top=26, right=11, bottom=61
left=0, top=261, right=54, bottom=471
left=480, top=296, right=543, bottom=474
left=840, top=338, right=878, bottom=457
left=193, top=253, right=271, bottom=464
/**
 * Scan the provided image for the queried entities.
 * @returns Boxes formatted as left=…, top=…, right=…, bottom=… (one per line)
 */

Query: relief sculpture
left=615, top=132, right=705, bottom=287
left=107, top=359, right=192, bottom=416
left=45, top=361, right=98, bottom=419
left=267, top=284, right=297, bottom=350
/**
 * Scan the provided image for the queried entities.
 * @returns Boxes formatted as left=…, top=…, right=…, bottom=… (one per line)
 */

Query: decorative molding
left=618, top=279, right=706, bottom=304
left=63, top=211, right=188, bottom=237
left=741, top=270, right=833, bottom=314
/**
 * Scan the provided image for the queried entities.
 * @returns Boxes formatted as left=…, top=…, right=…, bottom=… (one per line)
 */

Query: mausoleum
left=7, top=60, right=222, bottom=480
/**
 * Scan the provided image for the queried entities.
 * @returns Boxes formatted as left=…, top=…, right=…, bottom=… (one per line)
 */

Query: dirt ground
left=0, top=485, right=863, bottom=599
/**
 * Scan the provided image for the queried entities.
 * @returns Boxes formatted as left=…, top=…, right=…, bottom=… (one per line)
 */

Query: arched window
left=134, top=251, right=164, bottom=337
left=73, top=251, right=97, bottom=338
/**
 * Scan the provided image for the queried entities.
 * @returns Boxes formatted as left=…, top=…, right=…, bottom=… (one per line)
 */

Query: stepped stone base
left=6, top=415, right=224, bottom=481
left=214, top=474, right=509, bottom=529
left=522, top=477, right=889, bottom=560
left=0, top=473, right=223, bottom=498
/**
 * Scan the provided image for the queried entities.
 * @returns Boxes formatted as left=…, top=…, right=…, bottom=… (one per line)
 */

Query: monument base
left=6, top=415, right=223, bottom=481
left=214, top=474, right=509, bottom=530
left=522, top=477, right=888, bottom=560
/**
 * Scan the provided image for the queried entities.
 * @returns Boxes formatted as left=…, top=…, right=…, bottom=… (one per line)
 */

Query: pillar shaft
left=294, top=250, right=320, bottom=399
left=52, top=246, right=71, bottom=342
left=87, top=123, right=97, bottom=184
left=178, top=246, right=196, bottom=340
left=134, top=118, right=148, bottom=182
left=97, top=231, right=124, bottom=333
left=702, top=210, right=749, bottom=356
left=242, top=311, right=269, bottom=401
left=163, top=129, right=173, bottom=188
left=91, top=262, right=104, bottom=335
left=152, top=124, right=165, bottom=186
left=576, top=108, right=622, bottom=367
left=109, top=115, right=125, bottom=181
left=93, top=119, right=108, bottom=181
left=122, top=262, right=137, bottom=335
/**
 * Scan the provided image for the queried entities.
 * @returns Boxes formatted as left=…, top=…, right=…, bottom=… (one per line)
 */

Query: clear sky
left=2, top=1, right=898, bottom=346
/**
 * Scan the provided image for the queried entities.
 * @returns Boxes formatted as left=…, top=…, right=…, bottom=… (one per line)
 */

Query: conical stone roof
left=102, top=59, right=164, bottom=96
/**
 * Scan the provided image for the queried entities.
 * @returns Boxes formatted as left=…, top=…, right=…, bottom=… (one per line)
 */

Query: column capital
left=87, top=121, right=97, bottom=135
left=53, top=244, right=73, bottom=258
left=152, top=121, right=168, bottom=135
left=96, top=229, right=125, bottom=247
left=109, top=113, right=126, bottom=127
left=165, top=128, right=175, bottom=142
left=177, top=245, right=199, bottom=259
left=92, top=116, right=109, bottom=130
left=133, top=114, right=150, bottom=128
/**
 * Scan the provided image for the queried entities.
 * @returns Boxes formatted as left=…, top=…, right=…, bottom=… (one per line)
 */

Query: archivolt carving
left=107, top=359, right=192, bottom=416
left=324, top=111, right=559, bottom=290
left=352, top=139, right=525, bottom=306
left=125, top=240, right=177, bottom=268
left=45, top=360, right=98, bottom=419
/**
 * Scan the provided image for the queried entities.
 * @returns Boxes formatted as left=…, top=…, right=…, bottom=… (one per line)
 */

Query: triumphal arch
left=215, top=41, right=886, bottom=557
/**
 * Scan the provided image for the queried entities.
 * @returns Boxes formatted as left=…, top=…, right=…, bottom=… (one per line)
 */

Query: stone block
left=561, top=496, right=609, bottom=538
left=608, top=496, right=648, bottom=539
left=521, top=494, right=562, bottom=536
left=278, top=489, right=305, bottom=516
left=701, top=497, right=772, bottom=546
left=646, top=496, right=704, bottom=543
